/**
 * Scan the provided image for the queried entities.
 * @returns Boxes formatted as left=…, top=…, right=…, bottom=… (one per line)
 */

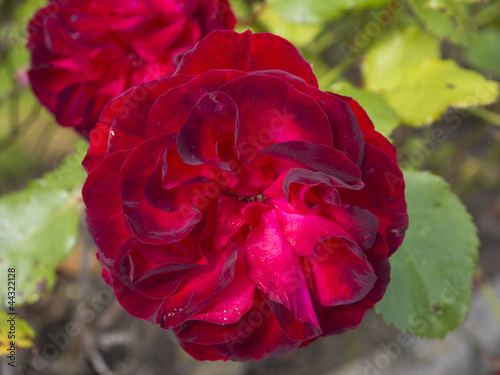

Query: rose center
left=225, top=191, right=267, bottom=203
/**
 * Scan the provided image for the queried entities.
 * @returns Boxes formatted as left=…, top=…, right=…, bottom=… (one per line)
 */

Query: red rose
left=27, top=0, right=236, bottom=139
left=82, top=30, right=408, bottom=361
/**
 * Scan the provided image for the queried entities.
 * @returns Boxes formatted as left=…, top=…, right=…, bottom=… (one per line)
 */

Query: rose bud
left=82, top=30, right=408, bottom=361
left=27, top=0, right=236, bottom=139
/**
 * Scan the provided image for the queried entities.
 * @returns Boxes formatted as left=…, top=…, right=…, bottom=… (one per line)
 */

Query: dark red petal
left=83, top=150, right=130, bottom=266
left=188, top=254, right=255, bottom=325
left=200, top=0, right=237, bottom=33
left=314, top=235, right=390, bottom=335
left=135, top=235, right=198, bottom=265
left=28, top=59, right=81, bottom=115
left=264, top=171, right=341, bottom=213
left=363, top=128, right=398, bottom=164
left=174, top=256, right=256, bottom=345
left=83, top=88, right=134, bottom=172
left=146, top=70, right=246, bottom=138
left=161, top=149, right=212, bottom=190
left=323, top=205, right=379, bottom=250
left=332, top=93, right=374, bottom=132
left=107, top=75, right=193, bottom=154
left=177, top=91, right=237, bottom=166
left=175, top=306, right=260, bottom=345
left=244, top=209, right=320, bottom=341
left=213, top=195, right=246, bottom=249
left=279, top=168, right=364, bottom=202
left=176, top=340, right=229, bottom=361
left=218, top=74, right=332, bottom=163
left=54, top=82, right=97, bottom=132
left=259, top=70, right=365, bottom=167
left=108, top=241, right=165, bottom=323
left=160, top=243, right=239, bottom=329
left=274, top=207, right=356, bottom=258
left=338, top=144, right=408, bottom=255
left=118, top=245, right=195, bottom=299
left=120, top=135, right=202, bottom=244
left=175, top=30, right=318, bottom=87
left=261, top=140, right=361, bottom=186
left=306, top=237, right=376, bottom=307
left=211, top=299, right=303, bottom=361
left=228, top=162, right=278, bottom=197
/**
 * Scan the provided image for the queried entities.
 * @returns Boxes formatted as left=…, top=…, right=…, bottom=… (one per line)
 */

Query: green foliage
left=268, top=0, right=389, bottom=24
left=376, top=171, right=479, bottom=338
left=258, top=6, right=322, bottom=47
left=362, top=25, right=441, bottom=92
left=41, top=140, right=89, bottom=190
left=465, top=29, right=500, bottom=79
left=408, top=0, right=469, bottom=44
left=362, top=25, right=499, bottom=125
left=0, top=309, right=35, bottom=355
left=0, top=149, right=86, bottom=306
left=330, top=81, right=400, bottom=137
left=0, top=309, right=35, bottom=356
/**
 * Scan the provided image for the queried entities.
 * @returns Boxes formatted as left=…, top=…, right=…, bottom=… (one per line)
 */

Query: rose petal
left=108, top=241, right=165, bottom=323
left=108, top=75, right=193, bottom=154
left=218, top=74, right=333, bottom=163
left=280, top=168, right=364, bottom=202
left=177, top=91, right=237, bottom=166
left=188, top=254, right=255, bottom=325
left=213, top=195, right=246, bottom=249
left=146, top=70, right=246, bottom=138
left=161, top=243, right=239, bottom=329
left=314, top=235, right=390, bottom=335
left=261, top=140, right=361, bottom=187
left=258, top=70, right=365, bottom=167
left=363, top=128, right=398, bottom=164
left=306, top=237, right=376, bottom=306
left=244, top=209, right=321, bottom=341
left=120, top=135, right=202, bottom=244
left=135, top=235, right=198, bottom=265
left=175, top=30, right=318, bottom=87
left=177, top=340, right=230, bottom=361
left=117, top=245, right=196, bottom=299
left=274, top=206, right=356, bottom=258
left=323, top=205, right=379, bottom=250
left=83, top=87, right=134, bottom=172
left=338, top=144, right=408, bottom=255
left=211, top=299, right=302, bottom=361
left=83, top=150, right=130, bottom=266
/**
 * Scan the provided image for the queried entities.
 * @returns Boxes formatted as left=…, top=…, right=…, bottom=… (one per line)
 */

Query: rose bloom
left=82, top=30, right=408, bottom=361
left=27, top=0, right=236, bottom=139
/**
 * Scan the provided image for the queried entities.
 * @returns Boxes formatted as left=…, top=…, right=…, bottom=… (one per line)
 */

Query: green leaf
left=0, top=144, right=88, bottom=307
left=258, top=6, right=322, bottom=47
left=268, top=0, right=389, bottom=24
left=362, top=25, right=440, bottom=92
left=362, top=25, right=499, bottom=125
left=0, top=309, right=35, bottom=355
left=384, top=58, right=499, bottom=125
left=0, top=186, right=80, bottom=306
left=0, top=0, right=43, bottom=98
left=228, top=0, right=253, bottom=22
left=40, top=140, right=89, bottom=190
left=330, top=81, right=400, bottom=137
left=465, top=29, right=500, bottom=79
left=408, top=0, right=469, bottom=44
left=376, top=171, right=479, bottom=338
